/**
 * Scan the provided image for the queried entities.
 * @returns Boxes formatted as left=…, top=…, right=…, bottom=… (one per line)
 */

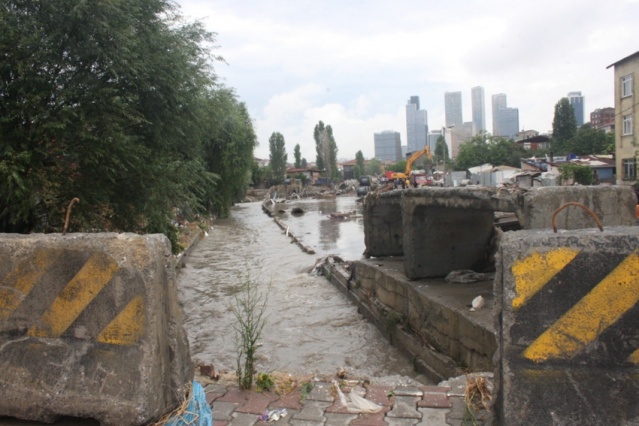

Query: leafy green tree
left=293, top=144, right=302, bottom=168
left=301, top=158, right=308, bottom=168
left=0, top=0, right=257, bottom=244
left=0, top=0, right=220, bottom=236
left=314, top=121, right=339, bottom=181
left=355, top=151, right=365, bottom=178
left=365, top=158, right=383, bottom=176
left=202, top=89, right=257, bottom=218
left=386, top=160, right=407, bottom=173
left=552, top=98, right=577, bottom=155
left=269, top=132, right=288, bottom=183
left=434, top=136, right=449, bottom=163
left=565, top=124, right=613, bottom=155
left=454, top=133, right=526, bottom=171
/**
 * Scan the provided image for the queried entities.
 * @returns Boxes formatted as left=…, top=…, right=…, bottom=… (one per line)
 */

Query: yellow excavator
left=391, top=146, right=433, bottom=185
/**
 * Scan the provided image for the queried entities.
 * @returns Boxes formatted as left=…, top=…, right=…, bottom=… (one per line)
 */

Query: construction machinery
left=390, top=146, right=433, bottom=185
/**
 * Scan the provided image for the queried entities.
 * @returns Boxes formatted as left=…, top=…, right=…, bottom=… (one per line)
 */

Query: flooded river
left=177, top=196, right=423, bottom=381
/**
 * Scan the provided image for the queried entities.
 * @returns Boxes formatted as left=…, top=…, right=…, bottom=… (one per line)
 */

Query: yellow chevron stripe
left=97, top=295, right=144, bottom=346
left=523, top=251, right=639, bottom=362
left=28, top=252, right=118, bottom=338
left=0, top=250, right=58, bottom=319
left=628, top=348, right=639, bottom=364
left=511, top=248, right=580, bottom=309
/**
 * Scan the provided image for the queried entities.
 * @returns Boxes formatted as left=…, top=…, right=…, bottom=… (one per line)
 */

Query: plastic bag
left=165, top=381, right=213, bottom=426
left=332, top=380, right=383, bottom=414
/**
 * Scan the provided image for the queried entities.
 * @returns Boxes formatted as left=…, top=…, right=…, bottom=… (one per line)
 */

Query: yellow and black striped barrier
left=0, top=233, right=192, bottom=425
left=496, top=227, right=639, bottom=425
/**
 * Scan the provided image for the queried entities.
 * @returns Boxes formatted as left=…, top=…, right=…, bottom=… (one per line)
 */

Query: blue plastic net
left=165, top=381, right=212, bottom=426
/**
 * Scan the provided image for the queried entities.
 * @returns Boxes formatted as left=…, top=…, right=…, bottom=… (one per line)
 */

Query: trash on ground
left=470, top=295, right=485, bottom=311
left=258, top=408, right=288, bottom=423
left=332, top=380, right=383, bottom=414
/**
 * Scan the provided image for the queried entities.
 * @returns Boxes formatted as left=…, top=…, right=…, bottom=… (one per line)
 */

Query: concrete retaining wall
left=323, top=257, right=496, bottom=383
left=0, top=233, right=192, bottom=425
left=495, top=227, right=639, bottom=425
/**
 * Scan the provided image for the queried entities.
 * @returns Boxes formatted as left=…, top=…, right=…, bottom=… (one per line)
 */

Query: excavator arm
left=405, top=146, right=432, bottom=175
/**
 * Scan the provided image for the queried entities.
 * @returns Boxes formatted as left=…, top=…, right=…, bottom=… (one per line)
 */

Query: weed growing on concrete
left=300, top=382, right=314, bottom=401
left=231, top=273, right=270, bottom=390
left=256, top=372, right=275, bottom=392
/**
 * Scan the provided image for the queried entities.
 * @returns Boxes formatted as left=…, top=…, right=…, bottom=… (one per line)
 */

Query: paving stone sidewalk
left=204, top=375, right=493, bottom=426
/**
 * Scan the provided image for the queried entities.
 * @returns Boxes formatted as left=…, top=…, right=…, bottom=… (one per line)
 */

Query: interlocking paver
left=364, top=385, right=394, bottom=407
left=229, top=412, right=258, bottom=426
left=386, top=396, right=421, bottom=420
left=235, top=391, right=279, bottom=414
left=325, top=412, right=360, bottom=425
left=212, top=401, right=239, bottom=422
left=417, top=407, right=448, bottom=425
left=351, top=409, right=388, bottom=426
left=385, top=418, right=419, bottom=425
left=418, top=391, right=452, bottom=409
left=291, top=400, right=332, bottom=423
left=305, top=382, right=334, bottom=402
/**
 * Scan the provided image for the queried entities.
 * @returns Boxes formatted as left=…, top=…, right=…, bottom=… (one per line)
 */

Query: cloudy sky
left=176, top=0, right=639, bottom=162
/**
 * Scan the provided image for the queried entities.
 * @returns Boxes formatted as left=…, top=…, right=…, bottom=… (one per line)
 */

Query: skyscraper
left=471, top=86, right=486, bottom=135
left=405, top=97, right=428, bottom=153
left=567, top=91, right=585, bottom=127
left=445, top=91, right=463, bottom=129
left=492, top=93, right=519, bottom=139
left=374, top=131, right=402, bottom=162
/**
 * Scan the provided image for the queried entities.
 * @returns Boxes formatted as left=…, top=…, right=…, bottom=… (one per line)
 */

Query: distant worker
left=393, top=178, right=398, bottom=189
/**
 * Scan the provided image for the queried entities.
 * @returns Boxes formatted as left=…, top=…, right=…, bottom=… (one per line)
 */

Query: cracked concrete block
left=0, top=233, right=193, bottom=425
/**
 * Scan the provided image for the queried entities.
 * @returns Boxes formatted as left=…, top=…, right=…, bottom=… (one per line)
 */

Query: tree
left=355, top=151, right=365, bottom=178
left=314, top=121, right=339, bottom=181
left=301, top=158, right=308, bottom=168
left=552, top=98, right=577, bottom=155
left=202, top=89, right=257, bottom=218
left=564, top=124, right=613, bottom=155
left=434, top=136, right=449, bottom=164
left=269, top=132, right=288, bottom=183
left=293, top=144, right=302, bottom=168
left=454, top=133, right=525, bottom=171
left=365, top=158, right=383, bottom=176
left=0, top=0, right=227, bottom=240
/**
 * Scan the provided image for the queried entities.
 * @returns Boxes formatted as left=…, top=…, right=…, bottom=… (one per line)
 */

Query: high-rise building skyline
left=444, top=91, right=463, bottom=129
left=374, top=130, right=402, bottom=162
left=492, top=93, right=519, bottom=139
left=567, top=91, right=585, bottom=127
left=471, top=86, right=486, bottom=136
left=405, top=96, right=428, bottom=153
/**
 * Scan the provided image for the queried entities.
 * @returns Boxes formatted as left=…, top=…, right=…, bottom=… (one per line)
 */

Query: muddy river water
left=177, top=196, right=424, bottom=381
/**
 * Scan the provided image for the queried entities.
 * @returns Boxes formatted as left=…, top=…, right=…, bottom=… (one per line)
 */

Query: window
left=622, top=74, right=633, bottom=98
left=623, top=114, right=633, bottom=135
left=622, top=158, right=636, bottom=181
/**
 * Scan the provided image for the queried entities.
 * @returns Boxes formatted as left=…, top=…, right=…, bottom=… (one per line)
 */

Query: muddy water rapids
left=177, top=197, right=425, bottom=382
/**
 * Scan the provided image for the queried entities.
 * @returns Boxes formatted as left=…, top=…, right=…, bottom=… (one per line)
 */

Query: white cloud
left=177, top=0, right=639, bottom=162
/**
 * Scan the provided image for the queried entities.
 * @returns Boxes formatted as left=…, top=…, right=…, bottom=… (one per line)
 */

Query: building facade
left=568, top=91, right=585, bottom=127
left=590, top=107, right=615, bottom=132
left=471, top=86, right=486, bottom=136
left=405, top=96, right=428, bottom=153
left=374, top=130, right=402, bottom=162
left=607, top=51, right=639, bottom=184
left=492, top=93, right=519, bottom=139
left=445, top=91, right=463, bottom=129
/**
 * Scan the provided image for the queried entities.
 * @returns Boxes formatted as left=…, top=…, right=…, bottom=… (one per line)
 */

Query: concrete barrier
left=512, top=185, right=636, bottom=230
left=495, top=227, right=639, bottom=425
left=363, top=186, right=637, bottom=279
left=0, top=233, right=193, bottom=425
